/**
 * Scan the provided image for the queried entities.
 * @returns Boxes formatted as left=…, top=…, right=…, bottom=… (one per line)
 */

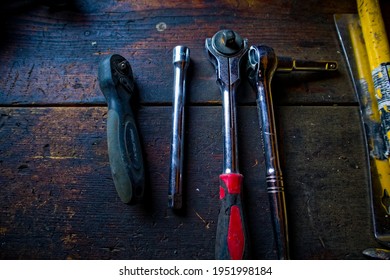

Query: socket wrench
left=98, top=54, right=145, bottom=204
left=206, top=30, right=248, bottom=260
left=247, top=45, right=289, bottom=259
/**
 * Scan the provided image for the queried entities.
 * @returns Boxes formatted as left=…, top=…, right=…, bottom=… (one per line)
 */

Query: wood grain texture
left=0, top=0, right=360, bottom=105
left=0, top=106, right=376, bottom=259
left=1, top=0, right=389, bottom=260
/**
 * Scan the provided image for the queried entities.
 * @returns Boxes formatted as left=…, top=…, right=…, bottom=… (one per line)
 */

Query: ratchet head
left=99, top=54, right=135, bottom=106
left=211, top=29, right=245, bottom=56
left=247, top=45, right=278, bottom=88
left=205, top=30, right=248, bottom=87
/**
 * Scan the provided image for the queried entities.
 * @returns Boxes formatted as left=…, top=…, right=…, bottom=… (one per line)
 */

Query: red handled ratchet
left=206, top=30, right=249, bottom=260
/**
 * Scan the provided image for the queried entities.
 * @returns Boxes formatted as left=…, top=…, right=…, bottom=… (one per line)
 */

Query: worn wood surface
left=0, top=106, right=374, bottom=259
left=0, top=0, right=389, bottom=259
left=0, top=0, right=357, bottom=105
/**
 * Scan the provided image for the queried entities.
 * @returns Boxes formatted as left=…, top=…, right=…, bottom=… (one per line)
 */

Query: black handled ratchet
left=98, top=54, right=145, bottom=204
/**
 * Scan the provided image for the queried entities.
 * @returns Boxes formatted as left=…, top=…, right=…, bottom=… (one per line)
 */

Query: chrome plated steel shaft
left=168, top=46, right=190, bottom=209
left=247, top=45, right=290, bottom=259
left=206, top=29, right=249, bottom=260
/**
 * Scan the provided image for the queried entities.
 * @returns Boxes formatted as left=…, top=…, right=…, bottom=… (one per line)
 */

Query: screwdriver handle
left=98, top=54, right=145, bottom=204
left=358, top=0, right=390, bottom=159
left=215, top=173, right=247, bottom=260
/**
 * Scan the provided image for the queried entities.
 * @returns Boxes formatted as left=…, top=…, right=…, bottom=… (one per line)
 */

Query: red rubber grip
left=228, top=205, right=244, bottom=260
left=220, top=173, right=242, bottom=194
left=216, top=173, right=245, bottom=260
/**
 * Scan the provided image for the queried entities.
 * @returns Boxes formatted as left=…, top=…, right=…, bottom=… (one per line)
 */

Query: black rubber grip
left=98, top=54, right=145, bottom=204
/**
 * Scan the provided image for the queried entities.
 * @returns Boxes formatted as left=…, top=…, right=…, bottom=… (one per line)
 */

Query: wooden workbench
left=1, top=0, right=389, bottom=260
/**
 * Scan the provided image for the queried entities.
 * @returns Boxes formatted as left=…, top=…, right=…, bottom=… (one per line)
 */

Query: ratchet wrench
left=247, top=45, right=338, bottom=259
left=168, top=46, right=190, bottom=209
left=206, top=30, right=248, bottom=260
left=98, top=54, right=145, bottom=204
left=247, top=45, right=289, bottom=259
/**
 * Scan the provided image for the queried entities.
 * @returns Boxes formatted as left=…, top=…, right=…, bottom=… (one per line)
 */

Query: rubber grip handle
left=215, top=173, right=247, bottom=260
left=98, top=55, right=145, bottom=204
left=106, top=108, right=144, bottom=203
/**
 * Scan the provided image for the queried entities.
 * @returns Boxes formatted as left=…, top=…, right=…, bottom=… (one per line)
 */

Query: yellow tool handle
left=349, top=16, right=390, bottom=214
left=358, top=0, right=390, bottom=158
left=357, top=0, right=390, bottom=214
left=349, top=18, right=380, bottom=122
left=358, top=0, right=390, bottom=68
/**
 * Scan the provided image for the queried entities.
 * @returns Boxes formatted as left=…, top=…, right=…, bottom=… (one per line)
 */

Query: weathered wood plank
left=279, top=106, right=376, bottom=259
left=0, top=0, right=365, bottom=105
left=0, top=106, right=376, bottom=259
left=0, top=106, right=264, bottom=259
